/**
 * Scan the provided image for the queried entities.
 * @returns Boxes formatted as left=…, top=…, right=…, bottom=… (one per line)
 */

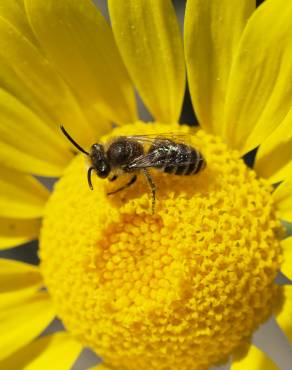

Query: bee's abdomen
left=164, top=146, right=205, bottom=176
left=150, top=141, right=206, bottom=176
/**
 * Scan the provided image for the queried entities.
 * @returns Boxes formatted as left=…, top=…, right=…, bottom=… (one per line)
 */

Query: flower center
left=40, top=122, right=282, bottom=370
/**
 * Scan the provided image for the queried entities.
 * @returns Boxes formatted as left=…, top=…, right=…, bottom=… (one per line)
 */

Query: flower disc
left=40, top=122, right=282, bottom=370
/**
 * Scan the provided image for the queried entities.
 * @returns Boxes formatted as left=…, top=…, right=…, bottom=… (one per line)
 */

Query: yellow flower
left=0, top=0, right=292, bottom=369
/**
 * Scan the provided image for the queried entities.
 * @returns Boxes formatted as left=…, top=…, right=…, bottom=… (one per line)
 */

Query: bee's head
left=89, top=144, right=111, bottom=178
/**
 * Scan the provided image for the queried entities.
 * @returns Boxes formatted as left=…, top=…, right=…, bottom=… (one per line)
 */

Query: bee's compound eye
left=89, top=143, right=110, bottom=178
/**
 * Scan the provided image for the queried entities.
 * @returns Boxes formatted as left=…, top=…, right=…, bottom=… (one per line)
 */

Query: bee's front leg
left=109, top=174, right=118, bottom=182
left=107, top=175, right=137, bottom=195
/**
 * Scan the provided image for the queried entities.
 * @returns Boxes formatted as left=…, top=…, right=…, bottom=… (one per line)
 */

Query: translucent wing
left=126, top=133, right=192, bottom=145
left=126, top=138, right=202, bottom=170
left=126, top=151, right=164, bottom=169
left=104, top=133, right=193, bottom=148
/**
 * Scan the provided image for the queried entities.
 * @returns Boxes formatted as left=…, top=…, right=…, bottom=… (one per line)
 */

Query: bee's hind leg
left=107, top=174, right=137, bottom=195
left=142, top=169, right=156, bottom=214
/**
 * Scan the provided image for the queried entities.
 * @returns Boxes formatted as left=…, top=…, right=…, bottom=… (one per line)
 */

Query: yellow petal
left=254, top=109, right=292, bottom=183
left=109, top=0, right=185, bottom=123
left=223, top=0, right=292, bottom=154
left=0, top=0, right=37, bottom=44
left=0, top=166, right=49, bottom=218
left=25, top=0, right=137, bottom=125
left=0, top=332, right=82, bottom=370
left=273, top=178, right=292, bottom=222
left=275, top=285, right=292, bottom=345
left=231, top=344, right=279, bottom=370
left=0, top=217, right=40, bottom=250
left=184, top=0, right=255, bottom=136
left=0, top=258, right=42, bottom=310
left=280, top=237, right=292, bottom=280
left=0, top=291, right=55, bottom=360
left=0, top=88, right=72, bottom=176
left=0, top=15, right=94, bottom=148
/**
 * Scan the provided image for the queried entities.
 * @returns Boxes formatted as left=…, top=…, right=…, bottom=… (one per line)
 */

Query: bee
left=61, top=126, right=206, bottom=213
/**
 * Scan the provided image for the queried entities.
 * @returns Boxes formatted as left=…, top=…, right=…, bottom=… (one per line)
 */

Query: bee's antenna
left=87, top=167, right=94, bottom=190
left=60, top=125, right=89, bottom=155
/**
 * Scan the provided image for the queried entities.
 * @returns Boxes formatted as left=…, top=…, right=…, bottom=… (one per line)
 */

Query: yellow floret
left=40, top=122, right=282, bottom=370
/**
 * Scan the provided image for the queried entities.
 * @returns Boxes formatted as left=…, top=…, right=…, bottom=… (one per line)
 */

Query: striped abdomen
left=148, top=140, right=206, bottom=176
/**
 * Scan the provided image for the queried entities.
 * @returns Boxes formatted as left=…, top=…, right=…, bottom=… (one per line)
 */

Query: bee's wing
left=127, top=133, right=192, bottom=145
left=104, top=133, right=193, bottom=149
left=103, top=134, right=181, bottom=147
left=127, top=144, right=202, bottom=171
left=127, top=151, right=164, bottom=169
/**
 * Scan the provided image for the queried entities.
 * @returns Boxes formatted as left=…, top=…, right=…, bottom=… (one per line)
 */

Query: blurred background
left=1, top=1, right=291, bottom=369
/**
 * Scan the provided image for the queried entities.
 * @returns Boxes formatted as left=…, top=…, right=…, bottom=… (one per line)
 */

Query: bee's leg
left=142, top=169, right=156, bottom=214
left=109, top=174, right=118, bottom=182
left=87, top=167, right=95, bottom=190
left=107, top=174, right=137, bottom=195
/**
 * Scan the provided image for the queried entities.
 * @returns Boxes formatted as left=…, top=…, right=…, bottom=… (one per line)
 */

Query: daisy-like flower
left=1, top=0, right=292, bottom=369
